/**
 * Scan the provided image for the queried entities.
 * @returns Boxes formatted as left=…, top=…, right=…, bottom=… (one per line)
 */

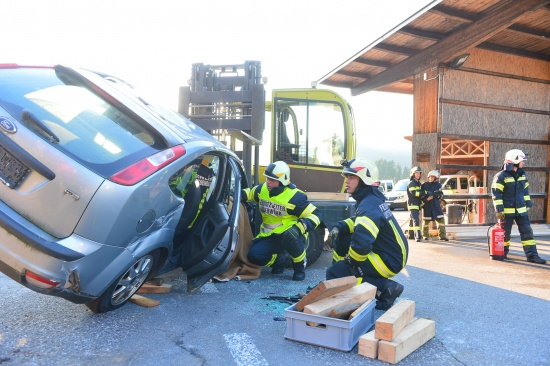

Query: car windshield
left=0, top=67, right=162, bottom=175
left=394, top=180, right=409, bottom=191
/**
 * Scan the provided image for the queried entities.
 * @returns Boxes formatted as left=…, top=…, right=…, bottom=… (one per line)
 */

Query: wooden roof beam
left=351, top=0, right=550, bottom=96
left=374, top=43, right=419, bottom=56
left=477, top=42, right=550, bottom=61
left=353, top=58, right=393, bottom=68
left=337, top=70, right=371, bottom=79
left=399, top=26, right=446, bottom=41
left=429, top=4, right=480, bottom=22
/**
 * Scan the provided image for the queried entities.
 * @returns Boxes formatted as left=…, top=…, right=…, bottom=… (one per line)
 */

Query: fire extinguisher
left=487, top=220, right=505, bottom=261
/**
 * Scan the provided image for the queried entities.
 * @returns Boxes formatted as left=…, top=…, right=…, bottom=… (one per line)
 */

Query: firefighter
left=407, top=166, right=428, bottom=242
left=421, top=170, right=448, bottom=241
left=326, top=159, right=409, bottom=311
left=243, top=161, right=322, bottom=281
left=491, top=149, right=546, bottom=264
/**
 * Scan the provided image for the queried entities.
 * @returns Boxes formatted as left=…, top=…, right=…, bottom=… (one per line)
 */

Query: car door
left=180, top=154, right=246, bottom=293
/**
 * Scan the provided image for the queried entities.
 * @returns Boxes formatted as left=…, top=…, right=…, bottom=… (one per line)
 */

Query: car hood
left=385, top=190, right=407, bottom=199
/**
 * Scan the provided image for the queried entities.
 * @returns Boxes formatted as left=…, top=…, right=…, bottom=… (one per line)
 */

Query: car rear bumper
left=0, top=201, right=132, bottom=304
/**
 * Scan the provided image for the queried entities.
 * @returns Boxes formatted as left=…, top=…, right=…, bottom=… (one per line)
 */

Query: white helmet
left=504, top=149, right=526, bottom=165
left=341, top=158, right=379, bottom=186
left=428, top=170, right=440, bottom=179
left=264, top=161, right=290, bottom=186
left=410, top=166, right=422, bottom=179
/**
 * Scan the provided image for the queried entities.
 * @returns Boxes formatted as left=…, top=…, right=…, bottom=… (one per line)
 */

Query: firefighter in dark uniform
left=326, top=159, right=409, bottom=310
left=421, top=170, right=448, bottom=241
left=491, top=149, right=546, bottom=264
left=243, top=161, right=322, bottom=281
left=408, top=166, right=428, bottom=242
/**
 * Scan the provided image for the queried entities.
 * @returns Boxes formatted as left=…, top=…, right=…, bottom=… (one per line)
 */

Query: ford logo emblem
left=0, top=117, right=17, bottom=133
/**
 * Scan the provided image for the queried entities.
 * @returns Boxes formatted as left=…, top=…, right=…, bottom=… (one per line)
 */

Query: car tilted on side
left=0, top=64, right=248, bottom=313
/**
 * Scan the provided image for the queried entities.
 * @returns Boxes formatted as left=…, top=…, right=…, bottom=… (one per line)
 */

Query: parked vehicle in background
left=440, top=172, right=484, bottom=209
left=0, top=64, right=249, bottom=313
left=377, top=180, right=394, bottom=194
left=384, top=179, right=409, bottom=210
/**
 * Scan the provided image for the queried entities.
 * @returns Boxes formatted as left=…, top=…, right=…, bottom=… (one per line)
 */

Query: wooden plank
left=358, top=330, right=379, bottom=359
left=348, top=299, right=374, bottom=320
left=359, top=317, right=420, bottom=359
left=305, top=192, right=349, bottom=201
left=303, top=282, right=376, bottom=317
left=137, top=283, right=173, bottom=294
left=377, top=318, right=436, bottom=364
left=375, top=300, right=416, bottom=341
left=329, top=299, right=373, bottom=320
left=295, top=276, right=357, bottom=311
left=129, top=294, right=160, bottom=308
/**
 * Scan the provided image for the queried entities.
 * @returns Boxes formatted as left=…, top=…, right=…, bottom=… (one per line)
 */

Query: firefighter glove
left=330, top=227, right=339, bottom=240
left=496, top=211, right=505, bottom=220
left=281, top=224, right=303, bottom=243
left=345, top=255, right=364, bottom=278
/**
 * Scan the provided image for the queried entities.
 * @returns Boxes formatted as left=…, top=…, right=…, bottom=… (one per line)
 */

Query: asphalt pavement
left=0, top=225, right=549, bottom=365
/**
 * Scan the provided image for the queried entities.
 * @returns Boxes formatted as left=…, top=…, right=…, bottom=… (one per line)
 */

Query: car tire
left=85, top=250, right=159, bottom=314
left=305, top=227, right=324, bottom=267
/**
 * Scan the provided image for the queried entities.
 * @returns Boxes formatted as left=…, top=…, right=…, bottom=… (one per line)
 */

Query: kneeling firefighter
left=326, top=158, right=409, bottom=310
left=243, top=161, right=322, bottom=281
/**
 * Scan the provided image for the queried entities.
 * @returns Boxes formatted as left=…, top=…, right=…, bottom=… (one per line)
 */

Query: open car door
left=180, top=155, right=246, bottom=293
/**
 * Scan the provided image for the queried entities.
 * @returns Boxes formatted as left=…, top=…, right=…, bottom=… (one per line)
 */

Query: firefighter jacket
left=336, top=186, right=408, bottom=278
left=421, top=181, right=444, bottom=220
left=243, top=183, right=321, bottom=238
left=491, top=167, right=532, bottom=217
left=407, top=178, right=426, bottom=211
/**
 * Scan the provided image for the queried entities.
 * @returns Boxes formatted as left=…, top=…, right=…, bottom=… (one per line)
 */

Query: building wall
left=413, top=48, right=550, bottom=222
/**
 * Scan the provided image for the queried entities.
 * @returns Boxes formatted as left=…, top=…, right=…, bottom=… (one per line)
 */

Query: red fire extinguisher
left=487, top=221, right=505, bottom=261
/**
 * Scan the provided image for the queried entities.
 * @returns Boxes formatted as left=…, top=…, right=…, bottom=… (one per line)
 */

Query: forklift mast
left=178, top=61, right=265, bottom=186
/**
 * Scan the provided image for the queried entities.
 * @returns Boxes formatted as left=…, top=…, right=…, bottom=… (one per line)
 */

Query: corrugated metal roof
left=318, top=0, right=550, bottom=95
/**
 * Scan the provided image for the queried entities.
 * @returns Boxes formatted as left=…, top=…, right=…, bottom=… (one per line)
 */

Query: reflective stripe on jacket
left=243, top=183, right=321, bottom=237
left=338, top=186, right=409, bottom=276
left=407, top=179, right=425, bottom=210
left=491, top=168, right=531, bottom=216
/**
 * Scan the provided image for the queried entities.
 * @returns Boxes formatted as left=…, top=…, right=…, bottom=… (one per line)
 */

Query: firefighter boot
left=292, top=260, right=306, bottom=281
left=524, top=246, right=547, bottom=264
left=271, top=253, right=289, bottom=274
left=503, top=245, right=509, bottom=259
left=375, top=279, right=404, bottom=311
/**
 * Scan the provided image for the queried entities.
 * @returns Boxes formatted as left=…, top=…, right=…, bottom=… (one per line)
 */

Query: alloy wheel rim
left=110, top=255, right=153, bottom=306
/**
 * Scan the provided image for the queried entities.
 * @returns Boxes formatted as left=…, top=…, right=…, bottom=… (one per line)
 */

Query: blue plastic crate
left=284, top=300, right=375, bottom=352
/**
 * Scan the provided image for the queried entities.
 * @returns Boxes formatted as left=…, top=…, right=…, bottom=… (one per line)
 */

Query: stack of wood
left=295, top=276, right=376, bottom=321
left=358, top=299, right=435, bottom=364
left=129, top=279, right=173, bottom=308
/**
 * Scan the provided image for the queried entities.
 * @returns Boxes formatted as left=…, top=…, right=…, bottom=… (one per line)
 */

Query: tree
left=375, top=158, right=410, bottom=181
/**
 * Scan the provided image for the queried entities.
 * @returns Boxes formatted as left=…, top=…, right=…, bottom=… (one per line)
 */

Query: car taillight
left=110, top=145, right=186, bottom=186
left=25, top=270, right=61, bottom=289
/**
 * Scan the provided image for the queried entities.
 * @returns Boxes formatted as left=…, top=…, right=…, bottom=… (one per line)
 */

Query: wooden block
left=304, top=282, right=376, bottom=317
left=330, top=299, right=373, bottom=319
left=348, top=299, right=374, bottom=320
left=358, top=330, right=379, bottom=359
left=137, top=283, right=173, bottom=294
left=447, top=232, right=456, bottom=240
left=378, top=318, right=436, bottom=364
left=146, top=277, right=164, bottom=286
left=295, top=276, right=357, bottom=311
left=129, top=294, right=160, bottom=308
left=375, top=299, right=415, bottom=341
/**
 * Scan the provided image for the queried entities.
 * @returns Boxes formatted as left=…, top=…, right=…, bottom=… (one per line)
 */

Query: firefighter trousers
left=247, top=233, right=305, bottom=268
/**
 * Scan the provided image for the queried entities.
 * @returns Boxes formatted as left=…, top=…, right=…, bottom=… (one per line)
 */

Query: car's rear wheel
left=305, top=227, right=324, bottom=267
left=86, top=251, right=159, bottom=314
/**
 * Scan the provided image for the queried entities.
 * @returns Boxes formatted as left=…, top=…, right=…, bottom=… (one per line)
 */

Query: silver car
left=0, top=64, right=246, bottom=313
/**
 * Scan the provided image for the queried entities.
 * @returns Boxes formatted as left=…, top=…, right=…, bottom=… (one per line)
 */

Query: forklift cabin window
left=274, top=100, right=345, bottom=167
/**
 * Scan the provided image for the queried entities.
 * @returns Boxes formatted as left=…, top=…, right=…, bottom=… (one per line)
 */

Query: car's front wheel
left=86, top=251, right=159, bottom=313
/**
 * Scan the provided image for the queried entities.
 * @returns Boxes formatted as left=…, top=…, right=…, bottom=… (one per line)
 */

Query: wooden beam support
left=375, top=300, right=416, bottom=341
left=295, top=276, right=357, bottom=311
left=351, top=0, right=550, bottom=95
left=378, top=318, right=436, bottom=364
left=438, top=133, right=550, bottom=146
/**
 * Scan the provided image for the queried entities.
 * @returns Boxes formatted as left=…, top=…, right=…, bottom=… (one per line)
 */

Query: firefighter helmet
left=410, top=166, right=422, bottom=179
left=341, top=158, right=379, bottom=186
left=504, top=149, right=526, bottom=165
left=264, top=161, right=290, bottom=186
left=428, top=170, right=440, bottom=179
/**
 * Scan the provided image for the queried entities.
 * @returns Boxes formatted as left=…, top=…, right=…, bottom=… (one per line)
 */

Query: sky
left=5, top=0, right=435, bottom=167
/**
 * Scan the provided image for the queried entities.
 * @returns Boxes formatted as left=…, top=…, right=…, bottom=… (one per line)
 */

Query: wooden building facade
left=318, top=0, right=550, bottom=223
